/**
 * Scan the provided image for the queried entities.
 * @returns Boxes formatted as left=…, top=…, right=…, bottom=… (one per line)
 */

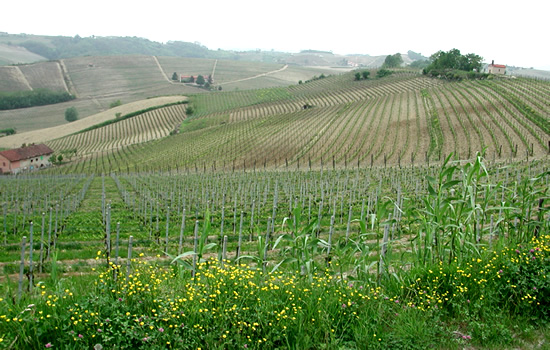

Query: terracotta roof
left=0, top=144, right=54, bottom=162
left=490, top=64, right=506, bottom=68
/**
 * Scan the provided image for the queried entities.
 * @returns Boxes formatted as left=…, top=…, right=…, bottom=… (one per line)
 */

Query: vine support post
left=165, top=206, right=170, bottom=255
left=125, top=236, right=133, bottom=285
left=192, top=220, right=199, bottom=278
left=237, top=211, right=244, bottom=259
left=29, top=222, right=34, bottom=291
left=39, top=212, right=45, bottom=273
left=327, top=215, right=334, bottom=256
left=178, top=208, right=186, bottom=255
left=46, top=207, right=52, bottom=260
left=18, top=236, right=26, bottom=303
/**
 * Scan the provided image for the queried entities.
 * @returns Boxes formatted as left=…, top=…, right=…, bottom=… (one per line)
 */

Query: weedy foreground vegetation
left=0, top=154, right=549, bottom=349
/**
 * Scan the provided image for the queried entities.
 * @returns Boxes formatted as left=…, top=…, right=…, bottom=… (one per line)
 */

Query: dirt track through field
left=58, top=59, right=76, bottom=96
left=219, top=65, right=289, bottom=86
left=153, top=55, right=173, bottom=83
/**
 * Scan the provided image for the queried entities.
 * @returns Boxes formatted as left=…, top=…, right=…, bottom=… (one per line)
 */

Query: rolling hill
left=41, top=69, right=549, bottom=174
left=0, top=38, right=547, bottom=173
left=0, top=43, right=47, bottom=65
left=0, top=55, right=348, bottom=135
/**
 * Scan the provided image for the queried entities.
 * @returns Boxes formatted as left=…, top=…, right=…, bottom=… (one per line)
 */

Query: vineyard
left=1, top=67, right=549, bottom=349
left=47, top=103, right=188, bottom=157
left=1, top=154, right=549, bottom=348
left=49, top=71, right=550, bottom=174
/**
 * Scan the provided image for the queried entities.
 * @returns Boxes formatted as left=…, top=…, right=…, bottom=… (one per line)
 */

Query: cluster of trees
left=19, top=36, right=215, bottom=60
left=382, top=53, right=403, bottom=68
left=0, top=89, right=75, bottom=110
left=376, top=69, right=393, bottom=78
left=0, top=128, right=16, bottom=136
left=48, top=154, right=64, bottom=165
left=299, top=73, right=327, bottom=84
left=354, top=71, right=371, bottom=81
left=423, top=49, right=483, bottom=76
left=354, top=69, right=393, bottom=81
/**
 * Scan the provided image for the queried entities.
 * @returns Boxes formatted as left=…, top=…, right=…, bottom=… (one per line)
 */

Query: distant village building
left=488, top=60, right=506, bottom=75
left=0, top=144, right=54, bottom=174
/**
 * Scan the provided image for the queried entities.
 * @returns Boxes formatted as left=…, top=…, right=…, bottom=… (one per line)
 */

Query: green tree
left=362, top=71, right=370, bottom=79
left=172, top=72, right=179, bottom=81
left=354, top=72, right=362, bottom=81
left=376, top=68, right=393, bottom=78
left=65, top=107, right=78, bottom=122
left=57, top=154, right=63, bottom=163
left=0, top=128, right=16, bottom=136
left=383, top=53, right=403, bottom=68
left=196, top=75, right=205, bottom=85
left=425, top=49, right=482, bottom=72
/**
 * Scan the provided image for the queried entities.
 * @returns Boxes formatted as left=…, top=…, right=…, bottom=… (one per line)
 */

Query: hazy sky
left=3, top=0, right=549, bottom=70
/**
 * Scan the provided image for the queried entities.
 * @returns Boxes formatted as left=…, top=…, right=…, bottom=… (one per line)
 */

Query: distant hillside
left=507, top=67, right=550, bottom=80
left=0, top=55, right=350, bottom=134
left=0, top=33, right=426, bottom=70
left=0, top=33, right=229, bottom=60
left=0, top=43, right=47, bottom=65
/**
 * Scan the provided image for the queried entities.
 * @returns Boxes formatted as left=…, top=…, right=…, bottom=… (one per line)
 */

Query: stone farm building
left=488, top=60, right=506, bottom=75
left=0, top=144, right=54, bottom=174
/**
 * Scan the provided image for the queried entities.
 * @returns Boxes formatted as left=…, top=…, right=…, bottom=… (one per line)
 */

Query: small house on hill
left=488, top=60, right=506, bottom=75
left=0, top=144, right=54, bottom=174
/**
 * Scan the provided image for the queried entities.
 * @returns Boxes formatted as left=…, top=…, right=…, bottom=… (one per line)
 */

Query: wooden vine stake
left=178, top=208, right=186, bottom=255
left=165, top=206, right=170, bottom=255
left=192, top=220, right=199, bottom=278
left=263, top=217, right=271, bottom=273
left=39, top=213, right=46, bottom=273
left=125, top=236, right=133, bottom=285
left=18, top=236, right=26, bottom=302
left=29, top=222, right=34, bottom=291
left=327, top=215, right=335, bottom=257
left=237, top=211, right=244, bottom=259
left=379, top=223, right=390, bottom=279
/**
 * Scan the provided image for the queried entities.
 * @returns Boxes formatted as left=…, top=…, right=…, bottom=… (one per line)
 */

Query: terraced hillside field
left=54, top=70, right=549, bottom=174
left=0, top=96, right=187, bottom=149
left=0, top=55, right=343, bottom=133
left=47, top=103, right=188, bottom=156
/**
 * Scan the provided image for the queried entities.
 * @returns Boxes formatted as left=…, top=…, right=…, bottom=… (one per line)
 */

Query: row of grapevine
left=47, top=104, right=187, bottom=156
left=49, top=72, right=550, bottom=175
